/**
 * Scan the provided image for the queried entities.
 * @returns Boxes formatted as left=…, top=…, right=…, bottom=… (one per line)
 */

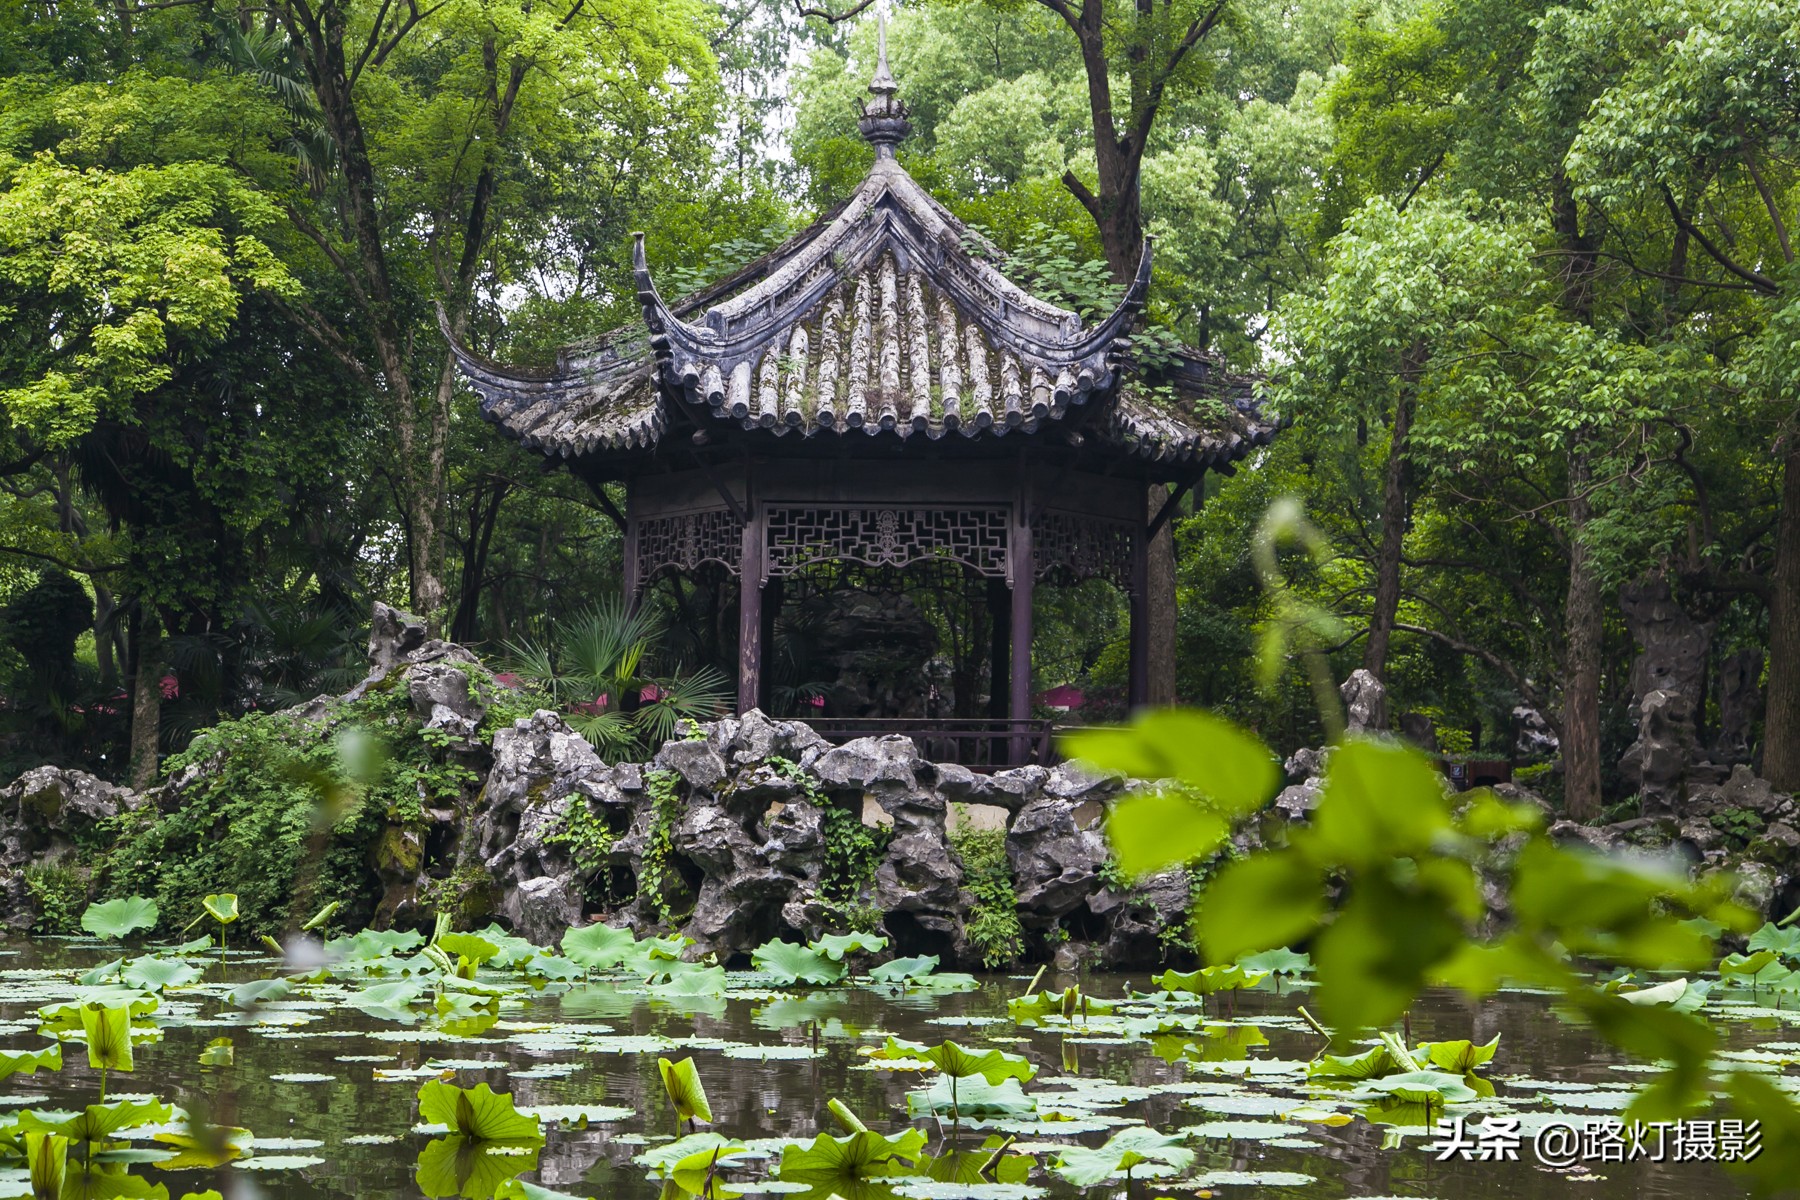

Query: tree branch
left=793, top=0, right=875, bottom=23
left=1659, top=184, right=1780, bottom=294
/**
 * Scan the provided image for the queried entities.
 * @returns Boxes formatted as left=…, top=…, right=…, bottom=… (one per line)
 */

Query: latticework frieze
left=636, top=510, right=743, bottom=581
left=765, top=506, right=1011, bottom=579
left=1035, top=511, right=1134, bottom=590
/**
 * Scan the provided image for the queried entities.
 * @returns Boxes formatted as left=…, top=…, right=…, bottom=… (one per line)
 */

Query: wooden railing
left=804, top=717, right=1061, bottom=771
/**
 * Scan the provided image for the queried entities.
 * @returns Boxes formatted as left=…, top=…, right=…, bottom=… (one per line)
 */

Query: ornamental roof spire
left=857, top=5, right=911, bottom=155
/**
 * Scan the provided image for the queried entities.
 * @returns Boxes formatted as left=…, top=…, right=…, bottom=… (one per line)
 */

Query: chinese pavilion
left=445, top=18, right=1274, bottom=760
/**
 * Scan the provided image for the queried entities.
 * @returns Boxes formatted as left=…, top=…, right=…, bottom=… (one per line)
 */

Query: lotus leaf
left=81, top=898, right=159, bottom=941
left=870, top=955, right=940, bottom=982
left=560, top=923, right=637, bottom=971
left=416, top=1134, right=539, bottom=1199
left=905, top=1076, right=1036, bottom=1120
left=0, top=1042, right=62, bottom=1081
left=752, top=940, right=846, bottom=985
left=1152, top=964, right=1269, bottom=995
left=417, top=1080, right=544, bottom=1143
left=778, top=1127, right=929, bottom=1190
left=119, top=957, right=201, bottom=993
left=1353, top=1069, right=1479, bottom=1106
left=20, top=1099, right=173, bottom=1143
left=1413, top=1034, right=1500, bottom=1074
left=659, top=1055, right=714, bottom=1125
left=874, top=1038, right=1036, bottom=1085
left=200, top=894, right=239, bottom=925
left=1051, top=1125, right=1194, bottom=1186
left=811, top=932, right=889, bottom=961
left=79, top=1003, right=133, bottom=1074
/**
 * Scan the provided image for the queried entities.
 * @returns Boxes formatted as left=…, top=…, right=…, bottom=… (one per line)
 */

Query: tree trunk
left=1146, top=484, right=1178, bottom=706
left=1764, top=443, right=1800, bottom=788
left=1363, top=343, right=1424, bottom=681
left=128, top=610, right=162, bottom=790
left=1562, top=451, right=1605, bottom=820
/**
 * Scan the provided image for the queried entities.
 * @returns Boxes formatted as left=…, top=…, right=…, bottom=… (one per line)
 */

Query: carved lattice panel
left=636, top=510, right=743, bottom=581
left=765, top=506, right=1011, bottom=579
left=1036, top=512, right=1134, bottom=590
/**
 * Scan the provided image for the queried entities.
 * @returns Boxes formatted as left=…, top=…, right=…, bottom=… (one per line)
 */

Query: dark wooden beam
left=1145, top=477, right=1195, bottom=541
left=738, top=499, right=764, bottom=716
left=690, top=451, right=746, bottom=523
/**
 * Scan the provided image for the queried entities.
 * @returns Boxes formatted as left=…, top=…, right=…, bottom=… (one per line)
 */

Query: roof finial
left=857, top=1, right=910, bottom=155
left=869, top=4, right=897, bottom=96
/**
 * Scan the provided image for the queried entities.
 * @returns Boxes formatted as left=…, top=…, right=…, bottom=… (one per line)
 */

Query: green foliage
left=25, top=864, right=85, bottom=936
left=636, top=769, right=686, bottom=928
left=948, top=815, right=1023, bottom=968
left=1051, top=1126, right=1194, bottom=1186
left=657, top=1056, right=712, bottom=1125
left=543, top=798, right=616, bottom=881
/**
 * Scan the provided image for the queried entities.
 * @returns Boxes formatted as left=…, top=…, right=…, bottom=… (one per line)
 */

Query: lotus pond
left=0, top=913, right=1790, bottom=1200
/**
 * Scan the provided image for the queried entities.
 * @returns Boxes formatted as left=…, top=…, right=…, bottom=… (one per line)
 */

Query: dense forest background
left=0, top=0, right=1794, bottom=819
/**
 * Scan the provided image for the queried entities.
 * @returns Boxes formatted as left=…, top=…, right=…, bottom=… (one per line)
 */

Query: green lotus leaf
left=1051, top=1126, right=1194, bottom=1186
left=230, top=978, right=293, bottom=1008
left=79, top=1002, right=134, bottom=1073
left=560, top=923, right=638, bottom=970
left=201, top=894, right=239, bottom=925
left=417, top=1080, right=544, bottom=1144
left=635, top=1132, right=743, bottom=1173
left=54, top=1159, right=171, bottom=1200
left=1152, top=964, right=1269, bottom=995
left=671, top=1140, right=751, bottom=1197
left=495, top=1180, right=587, bottom=1200
left=26, top=1130, right=66, bottom=1197
left=416, top=1134, right=539, bottom=1199
left=1305, top=1044, right=1397, bottom=1081
left=778, top=1127, right=929, bottom=1188
left=436, top=932, right=501, bottom=968
left=870, top=955, right=940, bottom=982
left=1748, top=922, right=1800, bottom=960
left=198, top=1037, right=233, bottom=1067
left=810, top=932, right=889, bottom=961
left=1007, top=986, right=1116, bottom=1024
left=1413, top=1034, right=1500, bottom=1074
left=521, top=954, right=584, bottom=982
left=81, top=898, right=160, bottom=941
left=0, top=1042, right=62, bottom=1081
left=1353, top=1069, right=1479, bottom=1106
left=325, top=928, right=425, bottom=960
left=20, top=1098, right=174, bottom=1142
left=119, top=957, right=202, bottom=993
left=658, top=1055, right=713, bottom=1124
left=752, top=940, right=846, bottom=985
left=1236, top=947, right=1312, bottom=974
left=905, top=1076, right=1037, bottom=1120
left=1615, top=977, right=1690, bottom=1007
left=151, top=1125, right=249, bottom=1170
left=875, top=1038, right=1036, bottom=1085
left=467, top=924, right=542, bottom=968
left=648, top=966, right=729, bottom=999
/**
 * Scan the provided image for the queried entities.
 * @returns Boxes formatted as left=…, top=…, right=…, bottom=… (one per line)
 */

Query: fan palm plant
left=502, top=599, right=730, bottom=760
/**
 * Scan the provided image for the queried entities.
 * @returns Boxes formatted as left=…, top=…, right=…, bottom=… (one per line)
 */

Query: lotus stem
left=1023, top=964, right=1046, bottom=997
left=1298, top=1005, right=1330, bottom=1040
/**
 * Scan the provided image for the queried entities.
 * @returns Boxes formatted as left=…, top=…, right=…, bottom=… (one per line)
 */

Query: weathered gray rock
left=367, top=601, right=428, bottom=673
left=1007, top=797, right=1107, bottom=929
left=1717, top=649, right=1763, bottom=760
left=1340, top=669, right=1388, bottom=734
left=654, top=739, right=729, bottom=794
left=815, top=736, right=920, bottom=791
left=0, top=767, right=143, bottom=932
left=409, top=663, right=486, bottom=727
left=1621, top=573, right=1712, bottom=732
left=1089, top=869, right=1191, bottom=970
left=1621, top=688, right=1697, bottom=815
left=1512, top=705, right=1559, bottom=757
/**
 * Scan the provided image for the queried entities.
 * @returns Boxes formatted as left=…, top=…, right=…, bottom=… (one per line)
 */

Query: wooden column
left=988, top=576, right=1011, bottom=767
left=1009, top=491, right=1034, bottom=763
left=737, top=505, right=763, bottom=716
left=760, top=576, right=784, bottom=711
left=1128, top=489, right=1151, bottom=710
left=621, top=485, right=640, bottom=610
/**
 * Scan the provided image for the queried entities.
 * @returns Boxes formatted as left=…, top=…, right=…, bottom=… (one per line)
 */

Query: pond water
left=0, top=936, right=1778, bottom=1199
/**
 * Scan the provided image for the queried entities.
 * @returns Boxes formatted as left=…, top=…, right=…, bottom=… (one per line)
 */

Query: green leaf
left=905, top=1076, right=1036, bottom=1119
left=230, top=978, right=293, bottom=1008
left=436, top=932, right=501, bottom=968
left=1064, top=709, right=1278, bottom=811
left=1153, top=964, right=1270, bottom=995
left=874, top=1038, right=1036, bottom=1085
left=1354, top=1069, right=1479, bottom=1106
left=20, top=1099, right=172, bottom=1142
left=1051, top=1126, right=1194, bottom=1186
left=559, top=924, right=637, bottom=970
left=0, top=1042, right=62, bottom=1081
left=1104, top=789, right=1232, bottom=879
left=416, top=1135, right=538, bottom=1199
left=658, top=1056, right=713, bottom=1124
left=810, top=932, right=889, bottom=961
left=119, top=957, right=202, bottom=992
left=670, top=1141, right=750, bottom=1197
left=27, top=1130, right=67, bottom=1197
left=751, top=940, right=846, bottom=985
left=777, top=1127, right=929, bottom=1187
left=200, top=894, right=239, bottom=926
left=1237, top=947, right=1313, bottom=974
left=1414, top=1034, right=1500, bottom=1074
left=416, top=1081, right=543, bottom=1143
left=1308, top=738, right=1452, bottom=867
left=495, top=1181, right=585, bottom=1200
left=869, top=955, right=940, bottom=982
left=80, top=898, right=159, bottom=941
left=78, top=1003, right=133, bottom=1073
left=1007, top=985, right=1116, bottom=1023
left=1306, top=1045, right=1398, bottom=1081
left=1196, top=852, right=1326, bottom=964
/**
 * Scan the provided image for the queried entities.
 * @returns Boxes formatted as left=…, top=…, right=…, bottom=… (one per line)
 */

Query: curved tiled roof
left=445, top=23, right=1275, bottom=474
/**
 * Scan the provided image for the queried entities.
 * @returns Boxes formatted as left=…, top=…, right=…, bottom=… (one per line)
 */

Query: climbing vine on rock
left=949, top=809, right=1024, bottom=968
left=637, top=769, right=686, bottom=927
